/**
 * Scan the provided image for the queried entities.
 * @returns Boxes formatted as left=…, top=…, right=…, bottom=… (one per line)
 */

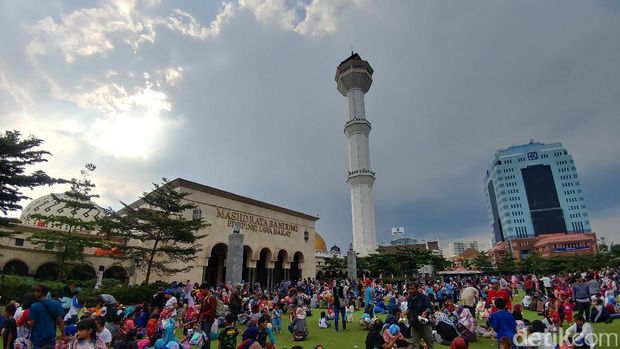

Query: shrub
left=0, top=275, right=164, bottom=306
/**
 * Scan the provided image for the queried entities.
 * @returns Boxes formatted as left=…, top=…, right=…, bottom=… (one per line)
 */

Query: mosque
left=0, top=178, right=337, bottom=286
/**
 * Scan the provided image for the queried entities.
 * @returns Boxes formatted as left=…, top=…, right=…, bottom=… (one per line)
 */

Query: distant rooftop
left=497, top=140, right=563, bottom=155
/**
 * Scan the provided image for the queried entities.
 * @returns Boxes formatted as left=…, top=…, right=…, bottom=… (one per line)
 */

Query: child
left=318, top=311, right=330, bottom=329
left=218, top=314, right=240, bottom=349
left=498, top=336, right=512, bottom=349
left=72, top=318, right=107, bottom=349
left=562, top=299, right=574, bottom=324
left=181, top=305, right=199, bottom=335
left=489, top=298, right=516, bottom=348
left=3, top=304, right=17, bottom=349
left=272, top=304, right=282, bottom=334
left=95, top=317, right=112, bottom=348
left=382, top=324, right=408, bottom=349
left=346, top=304, right=354, bottom=323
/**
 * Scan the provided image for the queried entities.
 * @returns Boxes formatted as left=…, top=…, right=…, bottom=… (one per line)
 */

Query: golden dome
left=315, top=232, right=327, bottom=252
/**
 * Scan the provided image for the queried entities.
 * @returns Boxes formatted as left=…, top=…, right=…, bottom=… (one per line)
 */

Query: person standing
left=572, top=276, right=591, bottom=322
left=540, top=276, right=553, bottom=296
left=460, top=282, right=479, bottom=315
left=333, top=280, right=348, bottom=332
left=198, top=284, right=217, bottom=349
left=486, top=279, right=512, bottom=312
left=489, top=298, right=516, bottom=349
left=28, top=284, right=67, bottom=349
left=587, top=276, right=600, bottom=298
left=407, top=283, right=434, bottom=349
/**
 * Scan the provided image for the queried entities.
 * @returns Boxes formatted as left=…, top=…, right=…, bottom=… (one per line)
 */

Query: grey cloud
left=1, top=0, right=619, bottom=247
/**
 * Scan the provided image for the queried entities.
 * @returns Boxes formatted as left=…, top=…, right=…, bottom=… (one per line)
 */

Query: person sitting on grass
left=565, top=315, right=594, bottom=349
left=238, top=327, right=261, bottom=349
left=257, top=315, right=277, bottom=349
left=489, top=298, right=516, bottom=348
left=319, top=311, right=330, bottom=329
left=381, top=324, right=408, bottom=349
left=364, top=319, right=397, bottom=349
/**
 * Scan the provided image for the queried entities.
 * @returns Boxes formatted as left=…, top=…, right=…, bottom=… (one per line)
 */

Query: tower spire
left=335, top=54, right=377, bottom=257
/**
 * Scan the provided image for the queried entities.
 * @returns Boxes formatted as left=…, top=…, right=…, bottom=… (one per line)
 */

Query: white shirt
left=541, top=277, right=552, bottom=288
left=566, top=322, right=595, bottom=348
left=98, top=327, right=113, bottom=345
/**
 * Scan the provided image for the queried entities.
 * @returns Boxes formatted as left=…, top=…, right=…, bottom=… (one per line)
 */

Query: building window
left=15, top=238, right=24, bottom=246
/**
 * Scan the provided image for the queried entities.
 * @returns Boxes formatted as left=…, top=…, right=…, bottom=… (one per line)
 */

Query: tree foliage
left=497, top=252, right=518, bottom=275
left=99, top=178, right=206, bottom=284
left=472, top=251, right=495, bottom=273
left=27, top=164, right=106, bottom=280
left=357, top=247, right=449, bottom=278
left=0, top=130, right=59, bottom=226
left=322, top=256, right=347, bottom=278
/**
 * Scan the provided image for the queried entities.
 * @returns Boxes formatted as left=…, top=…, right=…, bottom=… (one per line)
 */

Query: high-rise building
left=448, top=241, right=479, bottom=257
left=485, top=141, right=591, bottom=243
left=335, top=53, right=377, bottom=256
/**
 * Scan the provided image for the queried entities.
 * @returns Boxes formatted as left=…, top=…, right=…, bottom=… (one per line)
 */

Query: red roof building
left=489, top=232, right=597, bottom=264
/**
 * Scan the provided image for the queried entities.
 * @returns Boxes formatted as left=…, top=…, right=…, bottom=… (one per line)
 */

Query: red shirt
left=487, top=289, right=512, bottom=312
left=199, top=294, right=217, bottom=322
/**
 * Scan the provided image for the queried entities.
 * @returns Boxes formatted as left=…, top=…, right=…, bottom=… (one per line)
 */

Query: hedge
left=0, top=275, right=166, bottom=306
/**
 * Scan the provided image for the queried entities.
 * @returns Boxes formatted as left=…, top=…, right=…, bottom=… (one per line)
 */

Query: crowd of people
left=1, top=268, right=619, bottom=349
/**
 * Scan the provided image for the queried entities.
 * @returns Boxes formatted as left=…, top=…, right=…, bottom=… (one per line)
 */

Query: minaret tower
left=335, top=53, right=377, bottom=256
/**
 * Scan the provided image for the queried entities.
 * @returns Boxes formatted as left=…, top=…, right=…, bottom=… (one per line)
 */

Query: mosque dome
left=20, top=193, right=103, bottom=229
left=315, top=232, right=327, bottom=252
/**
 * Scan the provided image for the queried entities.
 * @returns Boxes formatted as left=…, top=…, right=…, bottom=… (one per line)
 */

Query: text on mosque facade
left=216, top=208, right=298, bottom=237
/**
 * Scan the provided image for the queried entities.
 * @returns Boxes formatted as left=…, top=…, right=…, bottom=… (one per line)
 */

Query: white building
left=335, top=53, right=378, bottom=256
left=484, top=141, right=591, bottom=243
left=448, top=241, right=479, bottom=257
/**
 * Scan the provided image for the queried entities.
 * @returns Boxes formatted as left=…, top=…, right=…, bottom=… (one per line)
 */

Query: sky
left=2, top=0, right=619, bottom=250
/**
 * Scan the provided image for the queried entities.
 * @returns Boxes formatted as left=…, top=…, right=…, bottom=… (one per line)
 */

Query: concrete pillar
left=347, top=249, right=357, bottom=280
left=226, top=232, right=245, bottom=284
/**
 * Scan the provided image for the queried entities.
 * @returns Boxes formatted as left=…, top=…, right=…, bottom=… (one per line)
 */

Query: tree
left=100, top=179, right=206, bottom=284
left=497, top=252, right=518, bottom=275
left=357, top=247, right=449, bottom=279
left=519, top=252, right=545, bottom=275
left=472, top=252, right=495, bottom=274
left=323, top=256, right=347, bottom=278
left=27, top=164, right=105, bottom=280
left=0, top=131, right=59, bottom=226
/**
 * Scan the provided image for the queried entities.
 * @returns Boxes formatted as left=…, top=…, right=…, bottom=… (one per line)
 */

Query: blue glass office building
left=484, top=142, right=591, bottom=243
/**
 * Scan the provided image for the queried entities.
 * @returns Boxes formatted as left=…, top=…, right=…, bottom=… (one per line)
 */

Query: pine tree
left=100, top=178, right=206, bottom=284
left=27, top=163, right=106, bottom=280
left=0, top=130, right=59, bottom=226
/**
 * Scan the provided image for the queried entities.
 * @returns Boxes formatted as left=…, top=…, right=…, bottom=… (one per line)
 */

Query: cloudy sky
left=2, top=0, right=619, bottom=249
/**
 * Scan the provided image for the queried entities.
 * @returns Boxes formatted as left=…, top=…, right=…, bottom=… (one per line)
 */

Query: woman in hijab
left=456, top=308, right=477, bottom=343
left=433, top=309, right=460, bottom=345
left=238, top=327, right=261, bottom=349
left=154, top=318, right=179, bottom=349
